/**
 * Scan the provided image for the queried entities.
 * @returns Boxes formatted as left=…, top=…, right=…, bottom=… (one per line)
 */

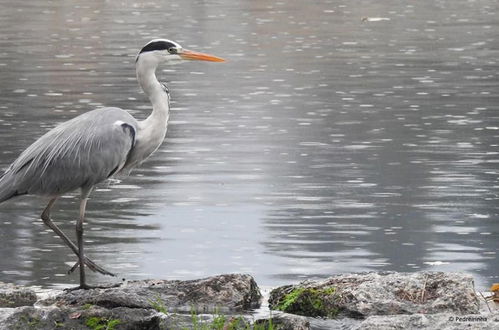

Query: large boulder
left=269, top=271, right=480, bottom=318
left=0, top=274, right=262, bottom=330
left=0, top=305, right=161, bottom=330
left=41, top=273, right=262, bottom=313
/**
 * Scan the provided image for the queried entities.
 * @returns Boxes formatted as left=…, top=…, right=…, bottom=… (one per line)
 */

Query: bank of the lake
left=1, top=272, right=498, bottom=329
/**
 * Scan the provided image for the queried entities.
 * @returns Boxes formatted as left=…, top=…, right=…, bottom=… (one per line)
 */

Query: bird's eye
left=168, top=47, right=177, bottom=54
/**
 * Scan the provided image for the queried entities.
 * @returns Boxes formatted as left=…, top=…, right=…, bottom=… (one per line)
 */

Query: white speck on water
left=111, top=198, right=140, bottom=203
left=424, top=261, right=450, bottom=266
left=112, top=184, right=141, bottom=189
left=471, top=214, right=490, bottom=219
left=362, top=17, right=390, bottom=22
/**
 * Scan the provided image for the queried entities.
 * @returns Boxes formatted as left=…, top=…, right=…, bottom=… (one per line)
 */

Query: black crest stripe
left=139, top=41, right=176, bottom=54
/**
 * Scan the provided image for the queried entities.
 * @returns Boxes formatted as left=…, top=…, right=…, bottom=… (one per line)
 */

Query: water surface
left=0, top=0, right=498, bottom=289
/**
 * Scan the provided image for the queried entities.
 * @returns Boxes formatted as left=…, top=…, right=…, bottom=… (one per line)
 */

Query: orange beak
left=179, top=49, right=225, bottom=62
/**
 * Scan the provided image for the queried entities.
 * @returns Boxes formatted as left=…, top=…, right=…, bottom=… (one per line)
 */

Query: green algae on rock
left=271, top=286, right=340, bottom=318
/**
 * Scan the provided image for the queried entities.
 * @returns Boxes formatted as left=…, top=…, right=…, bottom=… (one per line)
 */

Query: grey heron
left=0, top=39, right=225, bottom=289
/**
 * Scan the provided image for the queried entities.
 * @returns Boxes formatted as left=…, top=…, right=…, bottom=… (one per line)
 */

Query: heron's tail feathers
left=0, top=171, right=18, bottom=204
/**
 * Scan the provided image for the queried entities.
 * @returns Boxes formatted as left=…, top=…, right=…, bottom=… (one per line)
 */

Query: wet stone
left=1, top=274, right=262, bottom=330
left=1, top=271, right=492, bottom=329
left=40, top=273, right=262, bottom=313
left=269, top=271, right=480, bottom=318
left=0, top=305, right=161, bottom=330
left=254, top=312, right=311, bottom=330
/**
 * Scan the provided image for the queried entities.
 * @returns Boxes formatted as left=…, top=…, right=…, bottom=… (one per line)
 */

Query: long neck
left=136, top=59, right=170, bottom=125
left=124, top=58, right=170, bottom=168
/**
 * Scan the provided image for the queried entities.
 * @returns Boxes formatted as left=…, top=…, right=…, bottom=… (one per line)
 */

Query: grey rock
left=1, top=305, right=257, bottom=330
left=41, top=273, right=262, bottom=313
left=0, top=274, right=262, bottom=330
left=162, top=313, right=255, bottom=330
left=1, top=272, right=490, bottom=329
left=159, top=312, right=214, bottom=329
left=0, top=282, right=37, bottom=307
left=269, top=271, right=479, bottom=318
left=0, top=305, right=161, bottom=330
left=356, top=312, right=499, bottom=330
left=0, top=308, right=18, bottom=325
left=309, top=317, right=364, bottom=330
left=255, top=312, right=311, bottom=330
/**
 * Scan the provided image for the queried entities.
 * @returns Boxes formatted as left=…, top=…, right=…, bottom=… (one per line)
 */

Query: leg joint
left=41, top=210, right=50, bottom=224
left=41, top=198, right=57, bottom=224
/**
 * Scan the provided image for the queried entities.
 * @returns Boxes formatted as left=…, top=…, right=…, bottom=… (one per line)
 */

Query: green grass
left=148, top=295, right=168, bottom=314
left=18, top=315, right=40, bottom=329
left=85, top=316, right=121, bottom=330
left=53, top=321, right=65, bottom=328
left=147, top=299, right=276, bottom=329
left=187, top=308, right=275, bottom=330
left=253, top=316, right=275, bottom=330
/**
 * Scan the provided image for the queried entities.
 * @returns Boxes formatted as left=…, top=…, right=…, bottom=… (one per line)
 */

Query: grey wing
left=2, top=107, right=137, bottom=197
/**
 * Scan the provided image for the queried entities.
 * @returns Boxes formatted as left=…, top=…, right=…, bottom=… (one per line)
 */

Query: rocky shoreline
left=0, top=271, right=497, bottom=329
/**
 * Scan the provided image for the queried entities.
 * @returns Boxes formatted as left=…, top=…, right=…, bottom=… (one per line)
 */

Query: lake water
left=0, top=0, right=498, bottom=290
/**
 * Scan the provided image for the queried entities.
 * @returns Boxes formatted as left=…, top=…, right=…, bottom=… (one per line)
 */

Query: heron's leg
left=76, top=197, right=88, bottom=289
left=41, top=198, right=115, bottom=276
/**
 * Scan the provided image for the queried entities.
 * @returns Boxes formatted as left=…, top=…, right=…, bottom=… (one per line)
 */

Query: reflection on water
left=0, top=0, right=498, bottom=289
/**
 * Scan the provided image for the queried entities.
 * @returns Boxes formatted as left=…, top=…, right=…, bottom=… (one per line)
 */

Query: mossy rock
left=86, top=316, right=121, bottom=330
left=270, top=286, right=340, bottom=318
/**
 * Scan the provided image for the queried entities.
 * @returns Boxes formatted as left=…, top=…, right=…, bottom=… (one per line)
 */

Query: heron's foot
left=68, top=257, right=115, bottom=277
left=64, top=282, right=123, bottom=291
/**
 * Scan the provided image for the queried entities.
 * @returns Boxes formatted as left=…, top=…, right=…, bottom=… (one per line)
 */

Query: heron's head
left=135, top=39, right=225, bottom=66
